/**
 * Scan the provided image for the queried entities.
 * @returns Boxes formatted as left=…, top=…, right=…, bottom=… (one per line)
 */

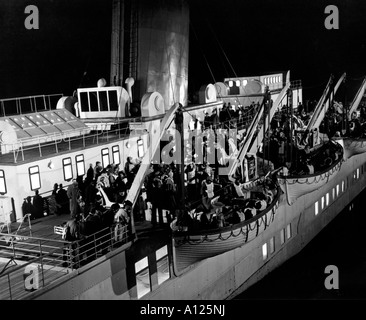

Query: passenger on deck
left=57, top=184, right=69, bottom=215
left=67, top=180, right=81, bottom=219
left=201, top=176, right=215, bottom=211
left=94, top=161, right=103, bottom=180
left=33, top=190, right=44, bottom=219
left=22, top=196, right=34, bottom=219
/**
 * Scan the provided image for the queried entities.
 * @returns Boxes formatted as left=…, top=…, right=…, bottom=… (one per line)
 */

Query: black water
left=235, top=188, right=366, bottom=300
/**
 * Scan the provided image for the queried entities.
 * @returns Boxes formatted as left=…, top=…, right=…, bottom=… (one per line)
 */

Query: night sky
left=0, top=0, right=365, bottom=102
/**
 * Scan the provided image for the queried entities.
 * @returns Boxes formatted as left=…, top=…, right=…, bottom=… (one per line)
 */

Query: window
left=108, top=90, right=119, bottom=111
left=262, top=243, right=268, bottom=260
left=321, top=196, right=325, bottom=210
left=269, top=237, right=275, bottom=254
left=356, top=168, right=360, bottom=180
left=135, top=257, right=150, bottom=299
left=326, top=193, right=329, bottom=207
left=80, top=92, right=89, bottom=112
left=315, top=201, right=319, bottom=216
left=99, top=91, right=109, bottom=111
left=228, top=81, right=233, bottom=87
left=0, top=170, right=7, bottom=194
left=336, top=184, right=340, bottom=196
left=101, top=148, right=110, bottom=168
left=75, top=155, right=85, bottom=177
left=62, top=158, right=73, bottom=181
left=29, top=166, right=41, bottom=190
left=332, top=188, right=335, bottom=200
left=112, top=145, right=121, bottom=165
left=341, top=180, right=345, bottom=192
left=156, top=246, right=170, bottom=285
left=89, top=91, right=99, bottom=111
left=137, top=139, right=144, bottom=158
left=286, top=223, right=292, bottom=240
left=280, top=228, right=285, bottom=245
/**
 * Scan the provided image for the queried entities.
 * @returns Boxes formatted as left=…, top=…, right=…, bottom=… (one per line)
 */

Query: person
left=67, top=179, right=81, bottom=219
left=124, top=156, right=136, bottom=188
left=185, top=162, right=197, bottom=202
left=162, top=170, right=177, bottom=223
left=22, top=196, right=34, bottom=219
left=62, top=216, right=81, bottom=268
left=86, top=163, right=94, bottom=184
left=57, top=184, right=69, bottom=215
left=201, top=176, right=214, bottom=211
left=32, top=190, right=44, bottom=219
left=49, top=183, right=61, bottom=215
left=94, top=161, right=103, bottom=180
left=113, top=203, right=129, bottom=243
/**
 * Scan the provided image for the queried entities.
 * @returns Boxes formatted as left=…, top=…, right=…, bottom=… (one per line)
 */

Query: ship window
left=29, top=166, right=41, bottom=191
left=75, top=155, right=85, bottom=177
left=242, top=80, right=248, bottom=86
left=101, top=148, right=110, bottom=168
left=156, top=246, right=170, bottom=285
left=62, top=158, right=73, bottom=181
left=336, top=184, right=340, bottom=196
left=286, top=224, right=292, bottom=239
left=315, top=201, right=319, bottom=215
left=137, top=139, right=144, bottom=158
left=269, top=237, right=275, bottom=254
left=112, top=145, right=121, bottom=165
left=99, top=91, right=109, bottom=111
left=262, top=243, right=268, bottom=260
left=228, top=81, right=233, bottom=87
left=80, top=92, right=89, bottom=112
left=280, top=229, right=285, bottom=245
left=326, top=193, right=329, bottom=207
left=321, top=196, right=325, bottom=210
left=356, top=168, right=360, bottom=179
left=0, top=170, right=7, bottom=194
left=235, top=80, right=240, bottom=87
left=135, top=257, right=150, bottom=299
left=108, top=90, right=119, bottom=111
left=332, top=188, right=335, bottom=200
left=341, top=180, right=345, bottom=192
left=89, top=91, right=99, bottom=112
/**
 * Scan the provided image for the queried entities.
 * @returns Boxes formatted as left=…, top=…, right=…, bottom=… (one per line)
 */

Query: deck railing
left=0, top=222, right=129, bottom=300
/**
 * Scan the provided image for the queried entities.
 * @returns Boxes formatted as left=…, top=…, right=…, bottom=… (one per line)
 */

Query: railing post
left=38, top=139, right=42, bottom=157
left=39, top=240, right=45, bottom=288
left=93, top=234, right=97, bottom=257
left=7, top=273, right=12, bottom=300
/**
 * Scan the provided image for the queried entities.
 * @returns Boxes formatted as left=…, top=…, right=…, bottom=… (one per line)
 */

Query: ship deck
left=0, top=211, right=169, bottom=300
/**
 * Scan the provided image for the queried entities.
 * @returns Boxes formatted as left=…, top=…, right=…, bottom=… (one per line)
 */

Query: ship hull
left=26, top=148, right=366, bottom=300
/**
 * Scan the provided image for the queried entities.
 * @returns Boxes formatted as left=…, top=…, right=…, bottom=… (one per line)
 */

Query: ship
left=1, top=0, right=366, bottom=301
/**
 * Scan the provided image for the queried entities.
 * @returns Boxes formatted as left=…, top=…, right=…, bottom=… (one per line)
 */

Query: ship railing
left=2, top=124, right=133, bottom=164
left=0, top=222, right=129, bottom=300
left=0, top=93, right=64, bottom=117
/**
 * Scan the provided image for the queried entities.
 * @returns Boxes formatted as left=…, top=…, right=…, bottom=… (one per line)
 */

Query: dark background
left=0, top=0, right=365, bottom=102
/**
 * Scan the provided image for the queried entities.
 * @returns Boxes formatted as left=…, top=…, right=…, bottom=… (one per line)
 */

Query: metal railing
left=0, top=124, right=133, bottom=163
left=0, top=222, right=129, bottom=300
